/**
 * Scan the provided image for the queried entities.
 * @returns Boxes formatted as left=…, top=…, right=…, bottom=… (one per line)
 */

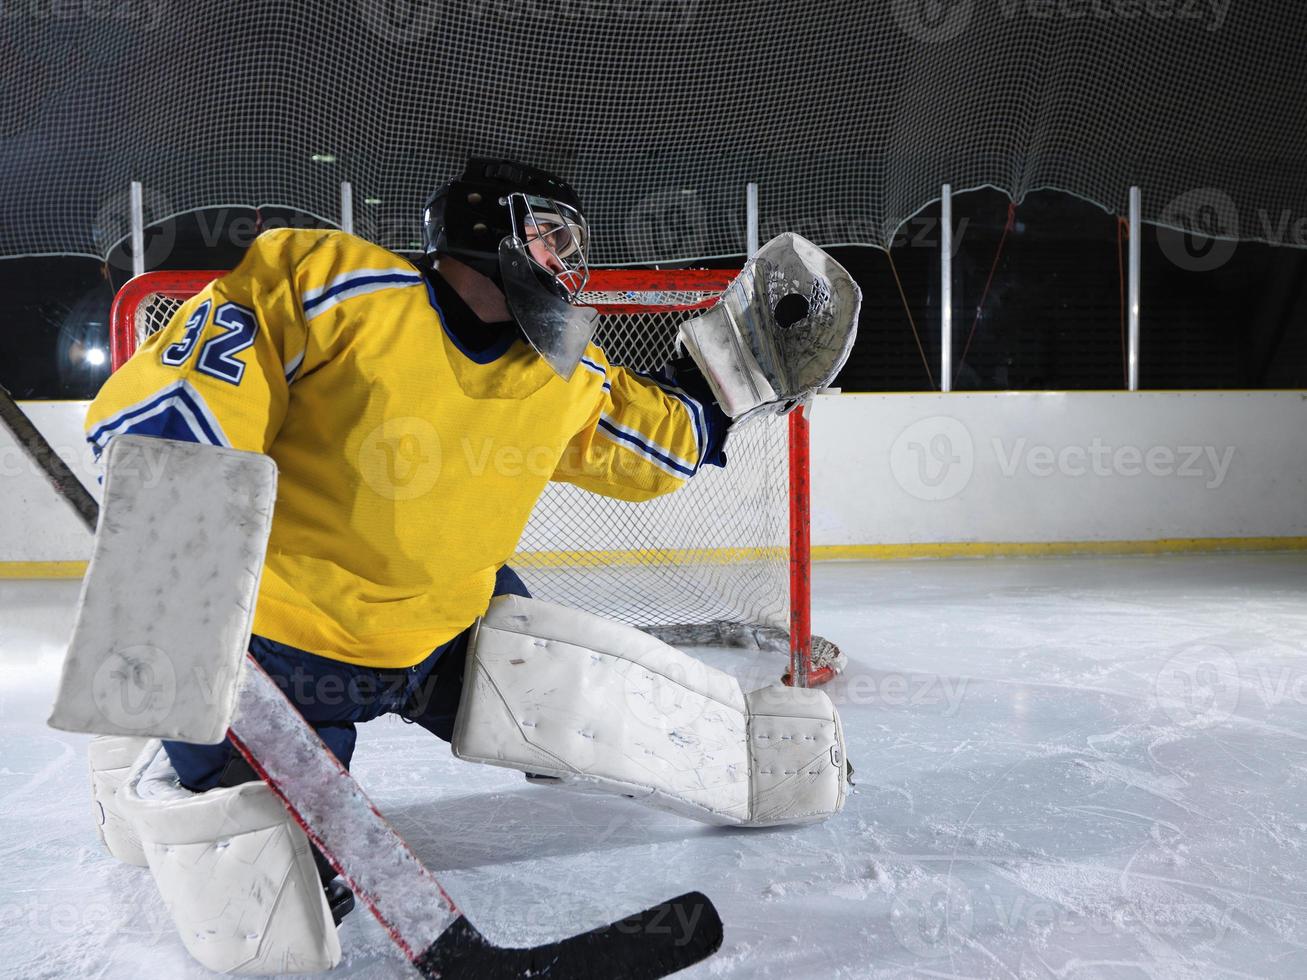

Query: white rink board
left=5, top=392, right=1307, bottom=564
left=809, top=390, right=1307, bottom=546
left=0, top=400, right=98, bottom=562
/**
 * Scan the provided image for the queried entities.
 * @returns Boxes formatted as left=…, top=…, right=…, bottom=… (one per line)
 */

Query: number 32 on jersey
left=161, top=299, right=259, bottom=386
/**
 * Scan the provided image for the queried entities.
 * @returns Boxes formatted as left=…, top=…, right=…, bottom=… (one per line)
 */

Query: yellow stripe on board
left=814, top=537, right=1307, bottom=561
left=3, top=537, right=1304, bottom=580
left=0, top=561, right=88, bottom=579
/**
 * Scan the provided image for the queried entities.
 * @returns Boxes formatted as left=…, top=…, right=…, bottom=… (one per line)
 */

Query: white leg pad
left=116, top=744, right=341, bottom=975
left=452, top=595, right=847, bottom=827
left=88, top=734, right=153, bottom=866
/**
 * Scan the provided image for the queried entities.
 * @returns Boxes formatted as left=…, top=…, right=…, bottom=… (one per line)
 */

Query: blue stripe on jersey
left=596, top=417, right=696, bottom=478
left=284, top=349, right=306, bottom=382
left=581, top=356, right=702, bottom=477
left=302, top=270, right=422, bottom=316
left=632, top=367, right=707, bottom=462
left=579, top=357, right=611, bottom=393
left=87, top=382, right=228, bottom=459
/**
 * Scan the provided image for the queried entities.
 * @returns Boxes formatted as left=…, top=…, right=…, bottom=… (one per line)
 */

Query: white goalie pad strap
left=50, top=435, right=278, bottom=744
left=117, top=744, right=341, bottom=975
left=452, top=595, right=847, bottom=827
left=678, top=232, right=861, bottom=419
left=745, top=686, right=847, bottom=827
left=88, top=734, right=154, bottom=866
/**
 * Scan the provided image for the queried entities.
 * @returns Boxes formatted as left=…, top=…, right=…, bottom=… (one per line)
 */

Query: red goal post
left=109, top=268, right=842, bottom=687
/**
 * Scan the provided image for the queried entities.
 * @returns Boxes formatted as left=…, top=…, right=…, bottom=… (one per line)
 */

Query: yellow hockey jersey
left=86, top=229, right=714, bottom=668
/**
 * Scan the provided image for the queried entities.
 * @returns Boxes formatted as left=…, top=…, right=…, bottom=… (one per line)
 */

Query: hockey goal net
left=109, top=268, right=842, bottom=686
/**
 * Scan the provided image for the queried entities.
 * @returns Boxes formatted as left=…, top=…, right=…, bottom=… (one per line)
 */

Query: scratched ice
left=5, top=553, right=1306, bottom=977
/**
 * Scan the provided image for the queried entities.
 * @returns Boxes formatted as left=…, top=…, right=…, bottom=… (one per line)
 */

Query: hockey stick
left=234, top=656, right=721, bottom=979
left=0, top=383, right=99, bottom=529
left=0, top=385, right=724, bottom=978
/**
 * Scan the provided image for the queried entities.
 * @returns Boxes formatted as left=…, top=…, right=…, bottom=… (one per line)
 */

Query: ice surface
left=5, top=554, right=1307, bottom=978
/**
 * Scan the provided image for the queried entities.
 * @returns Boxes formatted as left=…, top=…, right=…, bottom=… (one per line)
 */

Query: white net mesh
left=118, top=273, right=820, bottom=664
left=522, top=288, right=790, bottom=641
left=4, top=4, right=1305, bottom=265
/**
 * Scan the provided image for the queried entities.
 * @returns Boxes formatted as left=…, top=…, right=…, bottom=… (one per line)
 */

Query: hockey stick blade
left=413, top=891, right=723, bottom=980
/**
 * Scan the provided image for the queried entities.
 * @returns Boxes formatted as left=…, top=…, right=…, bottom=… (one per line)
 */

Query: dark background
left=3, top=188, right=1304, bottom=399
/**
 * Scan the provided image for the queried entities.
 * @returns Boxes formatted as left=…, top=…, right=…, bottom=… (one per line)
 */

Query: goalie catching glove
left=453, top=595, right=849, bottom=827
left=678, top=232, right=861, bottom=422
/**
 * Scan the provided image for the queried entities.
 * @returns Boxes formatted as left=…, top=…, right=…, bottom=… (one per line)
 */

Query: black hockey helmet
left=422, top=158, right=597, bottom=379
left=422, top=158, right=589, bottom=296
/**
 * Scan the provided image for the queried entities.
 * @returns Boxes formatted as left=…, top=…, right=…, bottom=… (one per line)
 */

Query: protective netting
left=4, top=3, right=1306, bottom=266
left=117, top=273, right=820, bottom=663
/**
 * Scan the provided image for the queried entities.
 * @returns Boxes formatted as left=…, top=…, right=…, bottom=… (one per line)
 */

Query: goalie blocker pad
left=677, top=232, right=861, bottom=420
left=49, top=435, right=277, bottom=744
left=452, top=595, right=847, bottom=827
left=117, top=742, right=341, bottom=975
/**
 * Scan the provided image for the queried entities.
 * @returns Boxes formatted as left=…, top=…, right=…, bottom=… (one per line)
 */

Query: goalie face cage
left=109, top=268, right=842, bottom=687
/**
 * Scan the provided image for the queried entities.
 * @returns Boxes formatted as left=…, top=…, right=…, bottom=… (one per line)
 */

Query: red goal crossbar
left=109, top=268, right=832, bottom=687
